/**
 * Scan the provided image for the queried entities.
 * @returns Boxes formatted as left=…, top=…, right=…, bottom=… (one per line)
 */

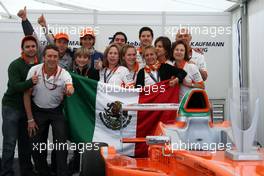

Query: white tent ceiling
left=0, top=0, right=237, bottom=17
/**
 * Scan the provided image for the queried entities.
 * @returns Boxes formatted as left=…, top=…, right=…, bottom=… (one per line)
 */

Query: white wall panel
left=248, top=0, right=264, bottom=145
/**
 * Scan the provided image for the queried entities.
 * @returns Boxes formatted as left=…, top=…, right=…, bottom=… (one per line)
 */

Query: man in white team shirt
left=23, top=45, right=74, bottom=176
left=175, top=28, right=208, bottom=81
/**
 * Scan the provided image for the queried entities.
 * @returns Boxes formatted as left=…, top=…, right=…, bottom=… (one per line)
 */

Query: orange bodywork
left=101, top=121, right=264, bottom=176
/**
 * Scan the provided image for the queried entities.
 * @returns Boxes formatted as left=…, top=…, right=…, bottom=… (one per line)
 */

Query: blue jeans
left=1, top=106, right=33, bottom=176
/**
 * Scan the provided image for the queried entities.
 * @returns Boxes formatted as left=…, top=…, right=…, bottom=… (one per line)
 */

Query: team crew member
left=121, top=44, right=139, bottom=83
left=17, top=7, right=73, bottom=70
left=172, top=40, right=205, bottom=100
left=154, top=36, right=174, bottom=65
left=38, top=14, right=73, bottom=70
left=80, top=28, right=103, bottom=68
left=99, top=44, right=134, bottom=87
left=23, top=45, right=74, bottom=176
left=72, top=47, right=99, bottom=80
left=110, top=31, right=127, bottom=46
left=69, top=47, right=99, bottom=175
left=137, top=27, right=154, bottom=69
left=135, top=46, right=187, bottom=88
left=1, top=35, right=38, bottom=176
left=175, top=28, right=208, bottom=81
left=18, top=9, right=73, bottom=173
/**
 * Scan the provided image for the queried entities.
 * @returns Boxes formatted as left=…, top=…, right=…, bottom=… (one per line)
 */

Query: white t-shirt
left=26, top=63, right=73, bottom=109
left=180, top=63, right=203, bottom=100
left=144, top=70, right=160, bottom=86
left=128, top=70, right=138, bottom=83
left=190, top=49, right=207, bottom=72
left=99, top=66, right=133, bottom=87
left=136, top=49, right=146, bottom=69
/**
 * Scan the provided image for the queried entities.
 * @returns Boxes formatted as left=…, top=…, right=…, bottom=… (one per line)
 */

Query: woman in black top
left=72, top=47, right=99, bottom=81
left=154, top=36, right=174, bottom=65
left=69, top=47, right=100, bottom=175
left=135, top=46, right=186, bottom=88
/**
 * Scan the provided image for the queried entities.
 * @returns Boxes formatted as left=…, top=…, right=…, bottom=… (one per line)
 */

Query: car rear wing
left=121, top=103, right=179, bottom=111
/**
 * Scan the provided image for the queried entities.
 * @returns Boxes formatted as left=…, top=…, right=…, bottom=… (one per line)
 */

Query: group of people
left=1, top=6, right=208, bottom=176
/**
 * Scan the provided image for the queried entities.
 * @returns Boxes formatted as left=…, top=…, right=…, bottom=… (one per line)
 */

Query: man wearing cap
left=17, top=7, right=73, bottom=71
left=80, top=27, right=103, bottom=68
left=24, top=44, right=74, bottom=176
left=1, top=35, right=39, bottom=176
left=175, top=28, right=208, bottom=81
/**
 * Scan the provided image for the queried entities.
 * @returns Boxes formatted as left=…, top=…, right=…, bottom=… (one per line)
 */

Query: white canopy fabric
left=50, top=0, right=236, bottom=12
left=0, top=0, right=236, bottom=17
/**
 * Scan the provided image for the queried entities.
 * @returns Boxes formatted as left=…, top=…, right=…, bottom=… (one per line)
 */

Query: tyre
left=79, top=142, right=108, bottom=176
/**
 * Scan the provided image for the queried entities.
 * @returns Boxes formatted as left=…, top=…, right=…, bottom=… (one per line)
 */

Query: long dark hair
left=154, top=36, right=172, bottom=61
left=110, top=32, right=127, bottom=44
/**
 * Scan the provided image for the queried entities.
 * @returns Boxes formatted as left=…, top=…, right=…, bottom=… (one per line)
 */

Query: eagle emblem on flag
left=99, top=101, right=132, bottom=130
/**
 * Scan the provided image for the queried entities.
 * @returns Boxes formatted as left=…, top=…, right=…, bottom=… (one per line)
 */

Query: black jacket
left=73, top=66, right=99, bottom=81
left=135, top=63, right=187, bottom=87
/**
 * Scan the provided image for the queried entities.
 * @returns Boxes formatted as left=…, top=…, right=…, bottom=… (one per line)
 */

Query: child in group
left=72, top=47, right=99, bottom=81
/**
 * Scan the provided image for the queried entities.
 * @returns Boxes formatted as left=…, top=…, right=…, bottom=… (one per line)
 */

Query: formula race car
left=81, top=89, right=264, bottom=176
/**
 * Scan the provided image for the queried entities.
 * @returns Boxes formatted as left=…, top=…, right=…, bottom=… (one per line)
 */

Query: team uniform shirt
left=144, top=70, right=160, bottom=86
left=26, top=63, right=73, bottom=109
left=136, top=47, right=146, bottom=69
left=127, top=61, right=140, bottom=83
left=190, top=49, right=207, bottom=72
left=128, top=70, right=138, bottom=84
left=180, top=62, right=203, bottom=100
left=166, top=60, right=175, bottom=66
left=99, top=66, right=134, bottom=87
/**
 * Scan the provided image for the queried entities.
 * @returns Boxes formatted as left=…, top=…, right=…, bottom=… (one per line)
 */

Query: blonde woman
left=121, top=44, right=139, bottom=83
left=135, top=46, right=186, bottom=87
left=99, top=44, right=134, bottom=87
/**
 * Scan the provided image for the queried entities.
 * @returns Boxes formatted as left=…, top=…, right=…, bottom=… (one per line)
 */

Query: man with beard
left=1, top=35, right=39, bottom=176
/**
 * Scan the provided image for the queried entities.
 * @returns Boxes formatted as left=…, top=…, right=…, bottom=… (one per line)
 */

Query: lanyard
left=42, top=66, right=62, bottom=90
left=104, top=66, right=118, bottom=83
left=148, top=71, right=160, bottom=83
left=132, top=72, right=137, bottom=81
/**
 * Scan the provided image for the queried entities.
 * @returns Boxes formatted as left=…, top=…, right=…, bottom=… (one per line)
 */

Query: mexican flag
left=65, top=73, right=179, bottom=157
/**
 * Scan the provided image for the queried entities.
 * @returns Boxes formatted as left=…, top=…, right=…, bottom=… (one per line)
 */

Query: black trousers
left=31, top=104, right=68, bottom=176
